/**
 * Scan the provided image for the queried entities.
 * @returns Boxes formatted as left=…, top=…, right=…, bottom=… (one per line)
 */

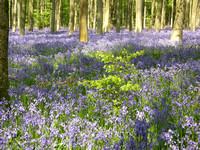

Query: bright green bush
left=78, top=49, right=144, bottom=116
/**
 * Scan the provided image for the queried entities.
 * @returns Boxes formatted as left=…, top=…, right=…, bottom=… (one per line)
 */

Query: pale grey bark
left=135, top=0, right=142, bottom=32
left=171, top=0, right=186, bottom=42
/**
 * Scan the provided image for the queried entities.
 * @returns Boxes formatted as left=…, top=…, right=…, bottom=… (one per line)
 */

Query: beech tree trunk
left=150, top=0, right=156, bottom=28
left=69, top=0, right=75, bottom=34
left=51, top=0, right=55, bottom=32
left=155, top=0, right=163, bottom=31
left=171, top=0, right=186, bottom=42
left=129, top=0, right=132, bottom=32
left=0, top=0, right=10, bottom=109
left=161, top=0, right=167, bottom=29
left=191, top=0, right=199, bottom=31
left=19, top=0, right=27, bottom=35
left=28, top=0, right=34, bottom=31
left=93, top=0, right=97, bottom=31
left=135, top=0, right=142, bottom=32
left=184, top=0, right=190, bottom=30
left=131, top=0, right=134, bottom=28
left=12, top=0, right=17, bottom=32
left=97, top=0, right=103, bottom=34
left=79, top=0, right=88, bottom=42
left=116, top=0, right=120, bottom=32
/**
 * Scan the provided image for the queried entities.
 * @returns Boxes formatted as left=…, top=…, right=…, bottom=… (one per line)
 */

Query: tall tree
left=129, top=0, right=132, bottom=32
left=27, top=0, right=34, bottom=31
left=12, top=0, right=17, bottom=32
left=191, top=0, right=199, bottom=31
left=9, top=0, right=12, bottom=29
left=155, top=0, right=163, bottom=31
left=97, top=0, right=103, bottom=34
left=17, top=0, right=20, bottom=28
left=104, top=0, right=110, bottom=32
left=171, top=0, right=186, bottom=42
left=56, top=0, right=61, bottom=31
left=131, top=0, right=134, bottom=28
left=93, top=0, right=97, bottom=31
left=161, top=0, right=167, bottom=29
left=150, top=0, right=156, bottom=28
left=19, top=0, right=27, bottom=35
left=69, top=0, right=75, bottom=34
left=184, top=0, right=190, bottom=30
left=0, top=0, right=10, bottom=109
left=79, top=0, right=88, bottom=42
left=116, top=0, right=120, bottom=32
left=51, top=0, right=55, bottom=32
left=143, top=0, right=146, bottom=28
left=74, top=0, right=78, bottom=30
left=135, top=0, right=142, bottom=32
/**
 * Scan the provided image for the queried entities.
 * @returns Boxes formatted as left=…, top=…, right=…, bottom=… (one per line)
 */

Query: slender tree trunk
left=17, top=0, right=20, bottom=28
left=19, top=0, right=27, bottom=35
left=143, top=0, right=146, bottom=28
left=79, top=0, right=88, bottom=42
left=69, top=0, right=75, bottom=34
left=0, top=0, right=10, bottom=109
left=171, top=0, right=186, bottom=42
left=28, top=0, right=34, bottom=31
left=132, top=0, right=134, bottom=28
left=9, top=0, right=12, bottom=29
left=74, top=0, right=78, bottom=30
left=196, top=1, right=200, bottom=26
left=51, top=0, right=55, bottom=32
left=12, top=0, right=17, bottom=32
left=172, top=0, right=176, bottom=28
left=125, top=0, right=128, bottom=28
left=129, top=0, right=132, bottom=32
left=155, top=0, right=163, bottom=31
left=116, top=0, right=120, bottom=32
left=184, top=0, right=190, bottom=30
left=93, top=0, right=97, bottom=30
left=57, top=0, right=61, bottom=30
left=150, top=0, right=155, bottom=28
left=135, top=0, right=142, bottom=32
left=89, top=0, right=93, bottom=28
left=104, top=0, right=109, bottom=32
left=97, top=0, right=103, bottom=34
left=191, top=0, right=199, bottom=31
left=161, top=0, right=167, bottom=29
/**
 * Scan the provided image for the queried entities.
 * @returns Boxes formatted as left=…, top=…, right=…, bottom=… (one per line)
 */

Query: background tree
left=9, top=0, right=12, bottom=29
left=0, top=0, right=10, bottom=109
left=93, top=0, right=97, bottom=31
left=191, top=0, right=199, bottom=31
left=184, top=0, right=190, bottom=30
left=171, top=0, right=186, bottom=42
left=129, top=0, right=132, bottom=32
left=69, top=0, right=75, bottom=34
left=155, top=0, right=163, bottom=31
left=19, top=0, right=27, bottom=35
left=51, top=0, right=55, bottom=32
left=97, top=0, right=103, bottom=34
left=79, top=0, right=88, bottom=42
left=104, top=0, right=110, bottom=32
left=28, top=0, right=34, bottom=31
left=161, top=0, right=167, bottom=29
left=135, top=0, right=142, bottom=32
left=116, top=0, right=120, bottom=32
left=12, top=0, right=17, bottom=32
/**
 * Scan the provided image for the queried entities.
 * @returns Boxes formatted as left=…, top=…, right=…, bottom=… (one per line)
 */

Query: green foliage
left=78, top=49, right=143, bottom=116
